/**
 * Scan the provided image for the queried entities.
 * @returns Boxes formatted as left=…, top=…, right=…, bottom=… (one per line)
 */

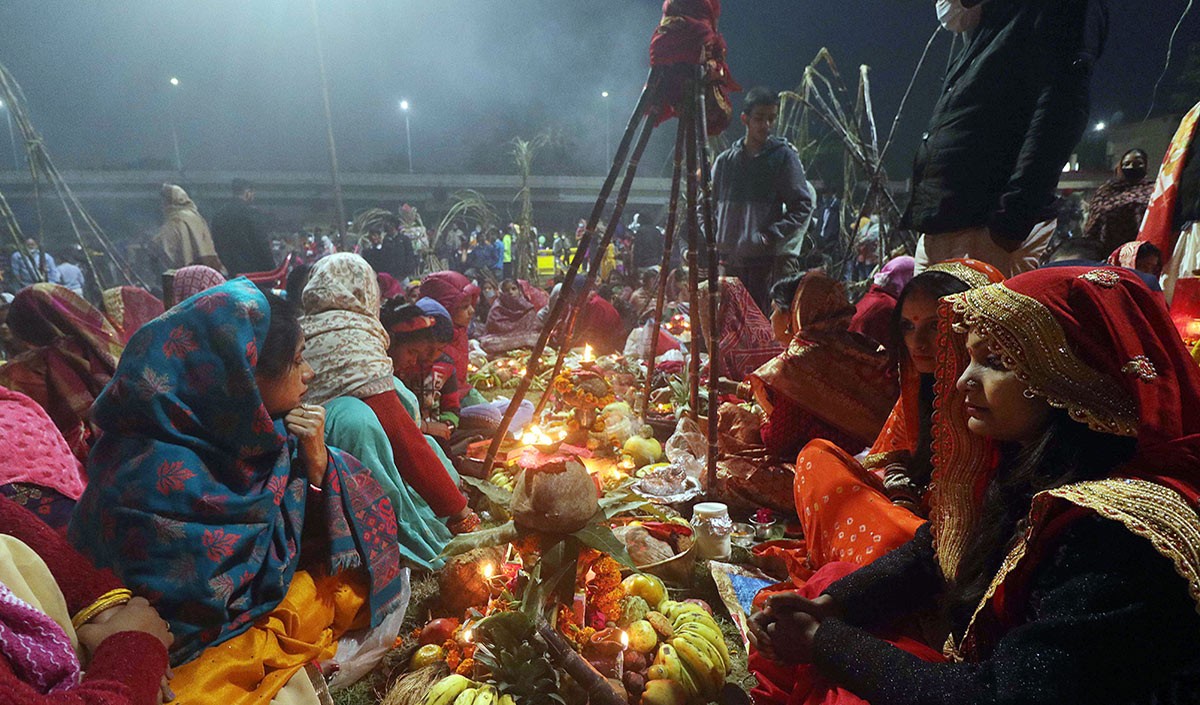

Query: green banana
left=652, top=643, right=683, bottom=681
left=423, top=675, right=476, bottom=705
left=452, top=688, right=479, bottom=705
left=497, top=696, right=516, bottom=705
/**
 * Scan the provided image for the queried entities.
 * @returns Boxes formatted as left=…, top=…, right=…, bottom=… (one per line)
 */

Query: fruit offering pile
left=615, top=575, right=731, bottom=704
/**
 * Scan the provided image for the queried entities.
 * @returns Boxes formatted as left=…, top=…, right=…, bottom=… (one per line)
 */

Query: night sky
left=0, top=0, right=1193, bottom=182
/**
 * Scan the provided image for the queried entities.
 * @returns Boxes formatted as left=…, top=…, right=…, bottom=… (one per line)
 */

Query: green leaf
left=438, top=520, right=520, bottom=559
left=463, top=475, right=514, bottom=507
left=572, top=520, right=636, bottom=569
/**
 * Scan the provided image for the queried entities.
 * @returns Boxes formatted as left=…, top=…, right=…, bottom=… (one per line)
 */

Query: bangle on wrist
left=72, top=588, right=134, bottom=629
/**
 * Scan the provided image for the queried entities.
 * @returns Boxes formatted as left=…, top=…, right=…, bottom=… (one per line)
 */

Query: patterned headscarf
left=300, top=253, right=395, bottom=406
left=68, top=279, right=405, bottom=665
left=172, top=265, right=226, bottom=303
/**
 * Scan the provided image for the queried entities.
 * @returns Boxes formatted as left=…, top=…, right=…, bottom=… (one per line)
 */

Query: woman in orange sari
left=787, top=259, right=1005, bottom=575
left=0, top=284, right=123, bottom=462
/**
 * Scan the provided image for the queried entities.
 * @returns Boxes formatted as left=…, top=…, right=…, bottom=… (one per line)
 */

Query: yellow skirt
left=169, top=570, right=368, bottom=705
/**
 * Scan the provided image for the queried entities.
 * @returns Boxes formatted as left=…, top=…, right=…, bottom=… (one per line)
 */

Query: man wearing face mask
left=905, top=0, right=1108, bottom=277
left=1084, top=148, right=1154, bottom=253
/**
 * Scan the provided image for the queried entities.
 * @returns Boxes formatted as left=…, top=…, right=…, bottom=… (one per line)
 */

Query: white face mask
left=936, top=0, right=983, bottom=33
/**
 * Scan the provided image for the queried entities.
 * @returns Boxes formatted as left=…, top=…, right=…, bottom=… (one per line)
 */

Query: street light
left=399, top=99, right=413, bottom=174
left=167, top=76, right=183, bottom=173
left=601, top=90, right=611, bottom=169
left=1093, top=121, right=1107, bottom=132
left=0, top=99, right=17, bottom=170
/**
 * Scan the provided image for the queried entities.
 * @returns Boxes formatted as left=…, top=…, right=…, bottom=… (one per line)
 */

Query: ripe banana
left=671, top=636, right=720, bottom=697
left=652, top=644, right=683, bottom=681
left=678, top=631, right=726, bottom=680
left=675, top=622, right=732, bottom=672
left=452, top=688, right=478, bottom=705
left=497, top=696, right=516, bottom=705
left=471, top=685, right=498, bottom=705
left=423, top=675, right=476, bottom=705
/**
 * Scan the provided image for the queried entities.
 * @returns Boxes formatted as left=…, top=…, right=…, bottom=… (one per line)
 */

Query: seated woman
left=0, top=283, right=124, bottom=462
left=848, top=255, right=915, bottom=353
left=697, top=277, right=784, bottom=382
left=68, top=279, right=407, bottom=704
left=479, top=278, right=542, bottom=355
left=1108, top=240, right=1165, bottom=279
left=543, top=276, right=625, bottom=355
left=751, top=265, right=1200, bottom=704
left=0, top=386, right=87, bottom=531
left=101, top=286, right=164, bottom=344
left=786, top=259, right=1004, bottom=575
left=0, top=495, right=173, bottom=705
left=418, top=271, right=485, bottom=413
left=300, top=253, right=477, bottom=549
left=712, top=272, right=897, bottom=513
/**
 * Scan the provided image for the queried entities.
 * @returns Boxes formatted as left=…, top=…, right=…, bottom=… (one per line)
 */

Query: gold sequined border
left=950, top=478, right=1200, bottom=659
left=926, top=262, right=996, bottom=289
left=945, top=284, right=1138, bottom=437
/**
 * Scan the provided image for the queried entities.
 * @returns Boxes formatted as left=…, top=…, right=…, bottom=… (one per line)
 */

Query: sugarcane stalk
left=695, top=71, right=721, bottom=494
left=684, top=92, right=701, bottom=422
left=479, top=70, right=660, bottom=477
left=639, top=121, right=686, bottom=418
left=531, top=107, right=659, bottom=420
left=535, top=621, right=624, bottom=705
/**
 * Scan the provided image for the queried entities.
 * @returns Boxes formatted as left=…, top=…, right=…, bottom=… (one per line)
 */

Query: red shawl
left=648, top=0, right=740, bottom=135
left=700, top=277, right=783, bottom=381
left=0, top=284, right=123, bottom=462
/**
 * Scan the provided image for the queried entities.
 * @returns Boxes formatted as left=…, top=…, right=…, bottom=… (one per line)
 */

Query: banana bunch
left=645, top=601, right=733, bottom=700
left=423, top=675, right=514, bottom=705
left=487, top=468, right=515, bottom=492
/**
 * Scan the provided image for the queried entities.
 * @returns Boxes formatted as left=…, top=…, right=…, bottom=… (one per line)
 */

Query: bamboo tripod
left=481, top=65, right=723, bottom=494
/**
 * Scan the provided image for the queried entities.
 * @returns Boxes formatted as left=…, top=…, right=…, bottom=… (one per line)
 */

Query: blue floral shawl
left=68, top=279, right=405, bottom=665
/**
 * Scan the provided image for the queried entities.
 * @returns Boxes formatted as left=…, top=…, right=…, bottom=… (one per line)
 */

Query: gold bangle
left=71, top=588, right=134, bottom=630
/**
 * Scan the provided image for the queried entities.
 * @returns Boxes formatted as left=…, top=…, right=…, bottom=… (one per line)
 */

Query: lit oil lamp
left=519, top=424, right=562, bottom=454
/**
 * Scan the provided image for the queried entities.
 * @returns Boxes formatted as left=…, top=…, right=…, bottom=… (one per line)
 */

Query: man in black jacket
left=712, top=87, right=814, bottom=314
left=904, top=0, right=1108, bottom=276
left=210, top=178, right=275, bottom=276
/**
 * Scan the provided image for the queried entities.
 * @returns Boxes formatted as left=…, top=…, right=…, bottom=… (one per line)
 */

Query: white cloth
left=936, top=0, right=984, bottom=32
left=300, top=253, right=395, bottom=406
left=913, top=219, right=1055, bottom=277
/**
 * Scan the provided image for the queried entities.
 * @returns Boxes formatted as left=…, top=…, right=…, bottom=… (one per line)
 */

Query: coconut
left=511, top=456, right=599, bottom=534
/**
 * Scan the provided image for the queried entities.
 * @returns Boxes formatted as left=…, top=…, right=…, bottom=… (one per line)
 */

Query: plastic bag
left=326, top=567, right=411, bottom=689
left=664, top=415, right=706, bottom=482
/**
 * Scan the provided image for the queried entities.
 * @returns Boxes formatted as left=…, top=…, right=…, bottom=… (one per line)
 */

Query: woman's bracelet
left=71, top=588, right=134, bottom=629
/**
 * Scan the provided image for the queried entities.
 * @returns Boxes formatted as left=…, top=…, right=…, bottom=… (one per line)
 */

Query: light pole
left=400, top=99, right=413, bottom=173
left=601, top=91, right=611, bottom=168
left=167, top=76, right=183, bottom=173
left=0, top=99, right=17, bottom=169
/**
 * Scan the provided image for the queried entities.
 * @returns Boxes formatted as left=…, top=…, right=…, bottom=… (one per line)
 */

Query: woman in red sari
left=751, top=265, right=1200, bottom=704
left=774, top=260, right=1005, bottom=579
left=0, top=284, right=123, bottom=462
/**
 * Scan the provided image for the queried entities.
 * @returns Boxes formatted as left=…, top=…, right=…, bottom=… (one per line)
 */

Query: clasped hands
left=748, top=592, right=838, bottom=665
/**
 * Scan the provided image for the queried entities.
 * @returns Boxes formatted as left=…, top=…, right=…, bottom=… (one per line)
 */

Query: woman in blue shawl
left=68, top=279, right=406, bottom=703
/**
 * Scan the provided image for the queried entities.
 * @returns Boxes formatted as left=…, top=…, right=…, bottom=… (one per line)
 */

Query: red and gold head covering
left=933, top=266, right=1200, bottom=632
left=867, top=258, right=1005, bottom=466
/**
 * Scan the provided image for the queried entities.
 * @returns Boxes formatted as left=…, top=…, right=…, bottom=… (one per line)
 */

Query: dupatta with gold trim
left=932, top=266, right=1200, bottom=659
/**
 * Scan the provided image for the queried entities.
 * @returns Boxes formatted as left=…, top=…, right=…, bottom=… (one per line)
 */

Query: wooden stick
left=531, top=108, right=659, bottom=421
left=695, top=70, right=721, bottom=494
left=639, top=122, right=686, bottom=418
left=479, top=70, right=659, bottom=477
